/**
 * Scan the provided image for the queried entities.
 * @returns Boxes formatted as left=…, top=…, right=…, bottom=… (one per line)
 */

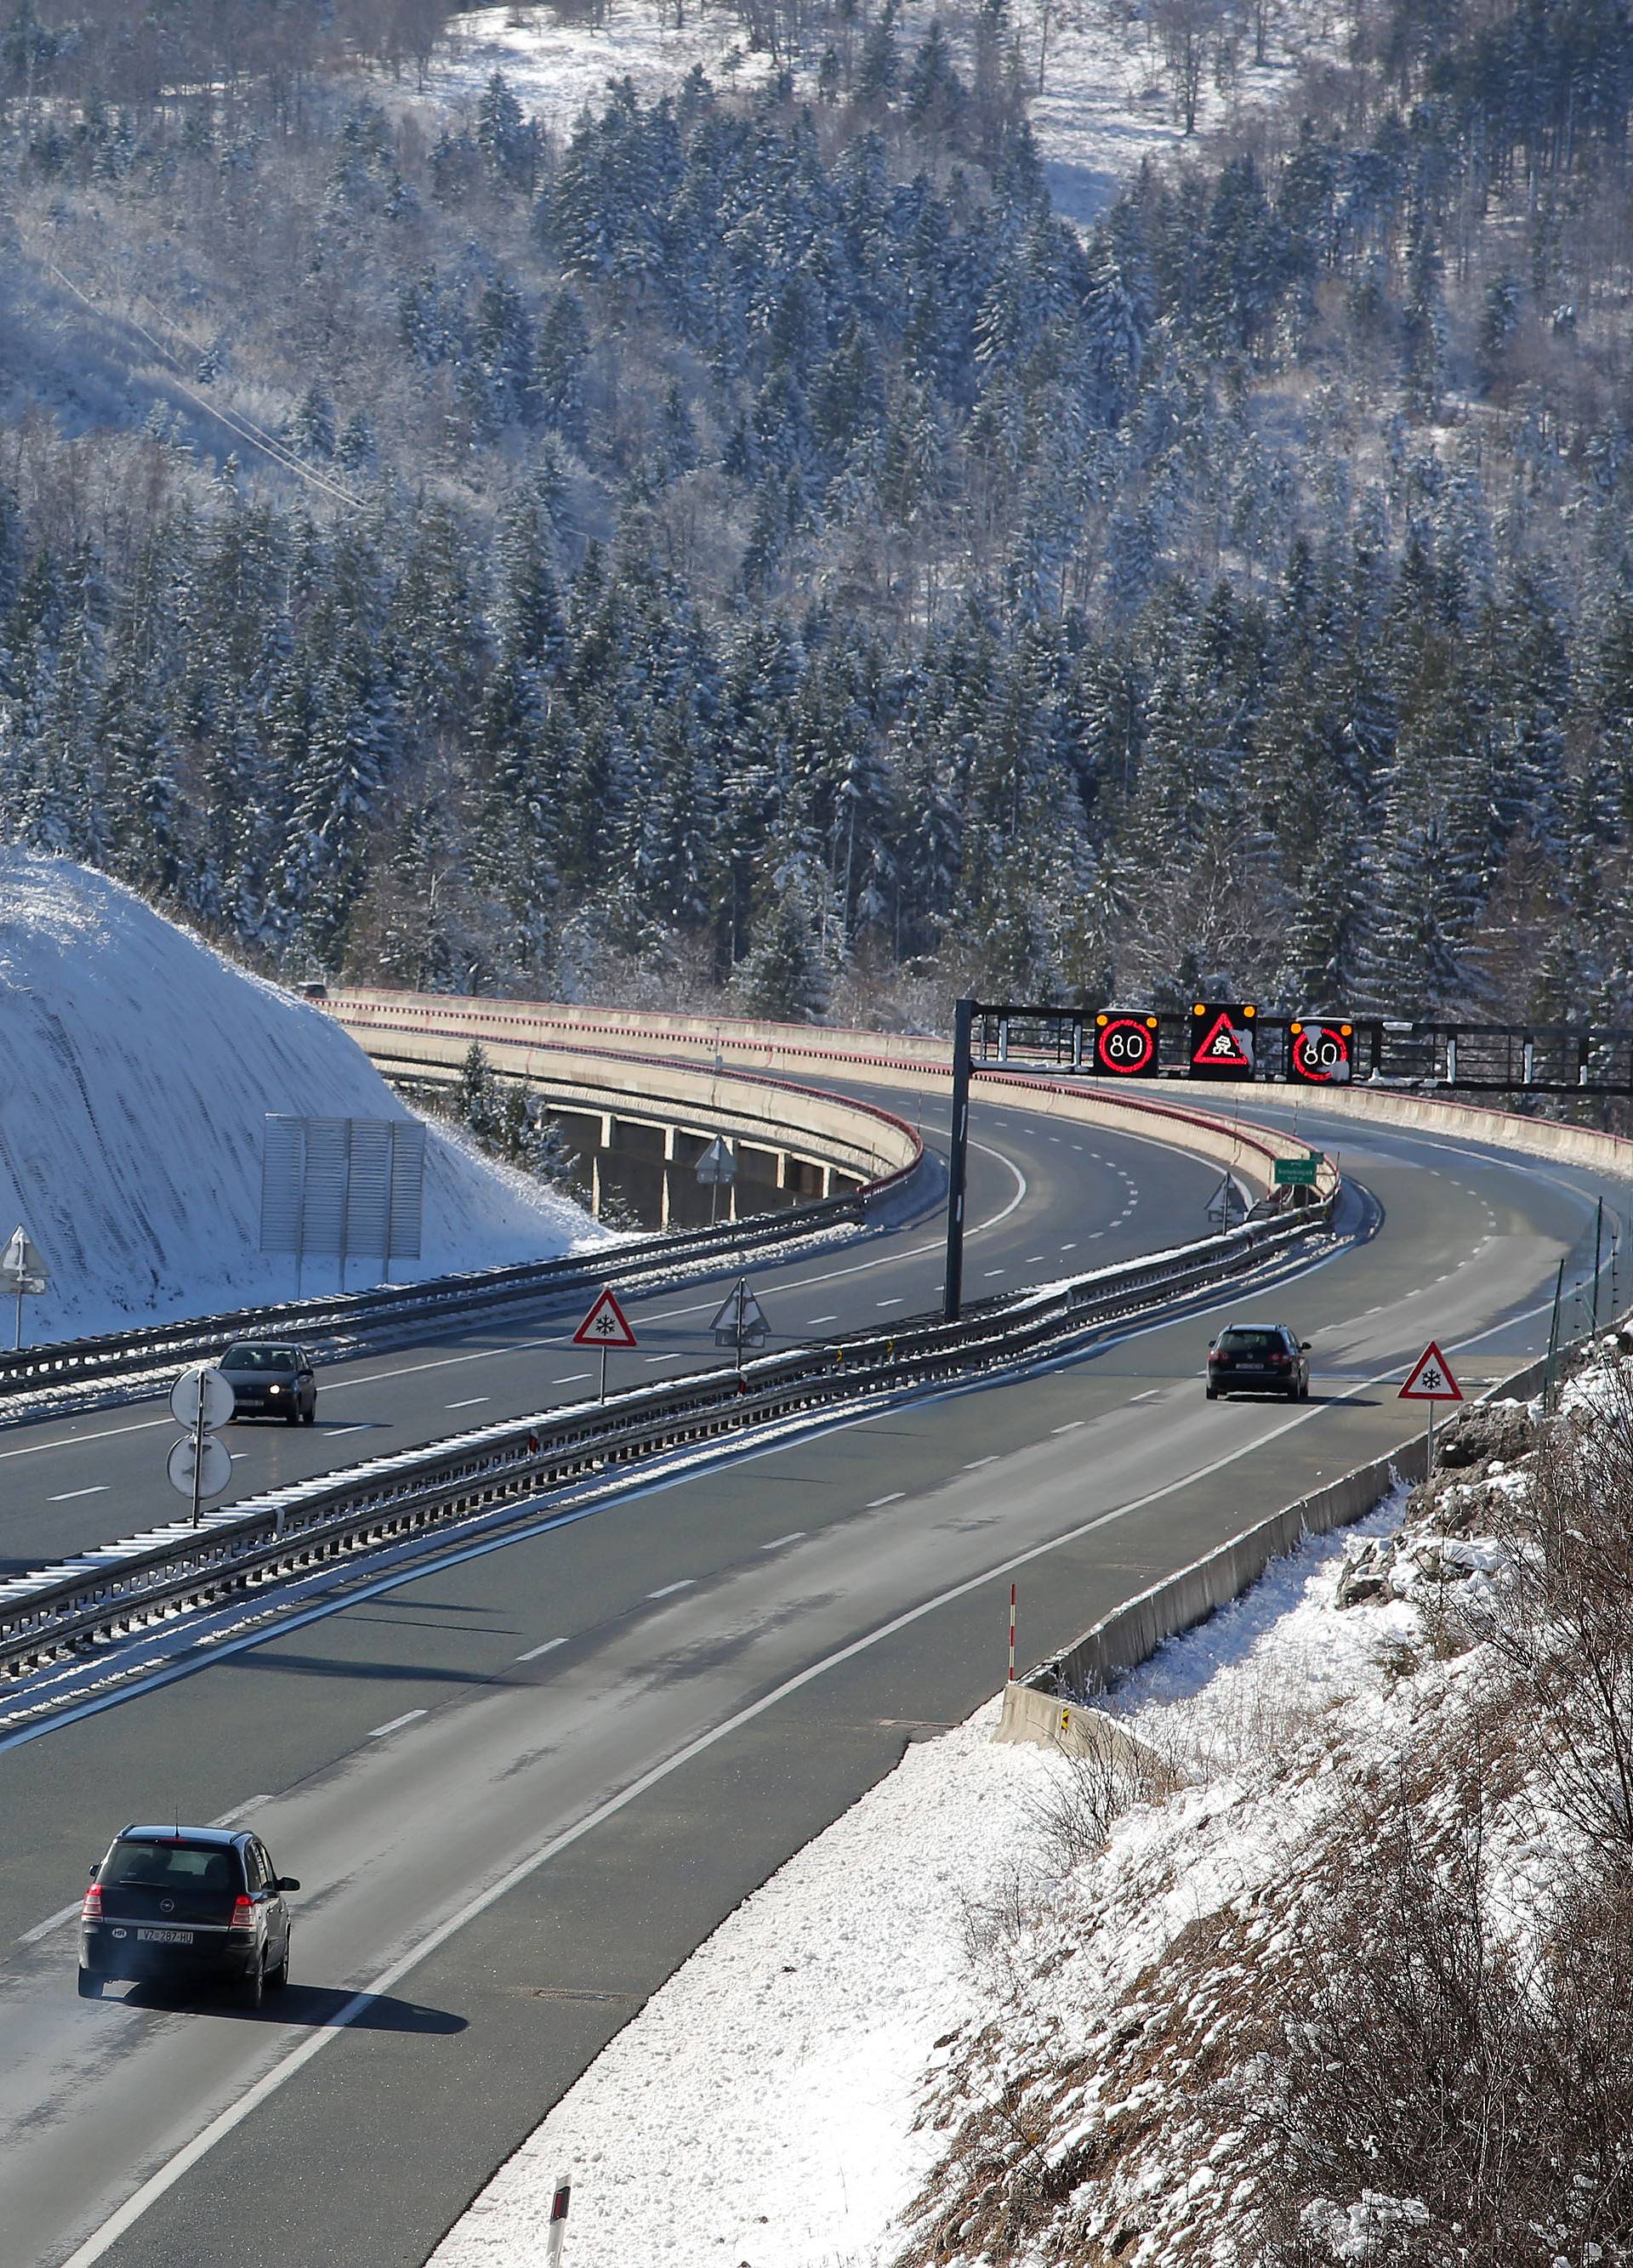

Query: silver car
left=218, top=1341, right=317, bottom=1425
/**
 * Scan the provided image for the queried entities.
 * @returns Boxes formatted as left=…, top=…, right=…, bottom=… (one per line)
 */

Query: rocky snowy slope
left=430, top=1342, right=1633, bottom=2268
left=0, top=854, right=603, bottom=1340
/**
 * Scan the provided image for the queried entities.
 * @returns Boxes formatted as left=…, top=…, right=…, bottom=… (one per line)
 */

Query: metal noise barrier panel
left=0, top=1197, right=1334, bottom=1683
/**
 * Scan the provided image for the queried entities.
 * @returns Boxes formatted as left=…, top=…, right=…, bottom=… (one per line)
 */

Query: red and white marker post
left=1398, top=1339, right=1464, bottom=1469
left=545, top=2170, right=571, bottom=2265
left=572, top=1288, right=639, bottom=1402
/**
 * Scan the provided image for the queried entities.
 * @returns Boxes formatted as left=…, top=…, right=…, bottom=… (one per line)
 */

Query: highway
left=0, top=1088, right=1217, bottom=1577
left=0, top=1076, right=1619, bottom=2268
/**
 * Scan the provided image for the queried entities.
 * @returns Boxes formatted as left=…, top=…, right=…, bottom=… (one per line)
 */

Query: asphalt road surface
left=0, top=1085, right=1620, bottom=2268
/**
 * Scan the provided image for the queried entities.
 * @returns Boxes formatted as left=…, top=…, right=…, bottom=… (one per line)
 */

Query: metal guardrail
left=0, top=1196, right=1335, bottom=1684
left=0, top=1185, right=886, bottom=1407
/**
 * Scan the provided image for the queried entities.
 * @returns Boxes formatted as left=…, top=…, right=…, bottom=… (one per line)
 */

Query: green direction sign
left=1273, top=1152, right=1323, bottom=1187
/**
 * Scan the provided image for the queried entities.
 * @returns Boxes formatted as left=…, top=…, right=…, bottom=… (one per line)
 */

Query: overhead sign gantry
left=941, top=996, right=1633, bottom=1319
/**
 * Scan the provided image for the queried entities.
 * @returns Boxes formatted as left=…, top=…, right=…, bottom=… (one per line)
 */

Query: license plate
left=136, top=1927, right=193, bottom=1945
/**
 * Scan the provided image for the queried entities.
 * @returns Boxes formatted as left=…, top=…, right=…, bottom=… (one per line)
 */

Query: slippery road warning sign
left=1188, top=1003, right=1256, bottom=1081
left=572, top=1287, right=639, bottom=1350
left=1399, top=1342, right=1463, bottom=1401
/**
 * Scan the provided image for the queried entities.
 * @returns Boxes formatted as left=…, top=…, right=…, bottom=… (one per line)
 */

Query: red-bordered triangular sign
left=572, top=1287, right=639, bottom=1349
left=1192, top=1009, right=1252, bottom=1069
left=1399, top=1340, right=1463, bottom=1401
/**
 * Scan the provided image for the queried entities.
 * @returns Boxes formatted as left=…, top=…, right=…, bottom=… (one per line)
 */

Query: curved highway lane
left=0, top=1089, right=1224, bottom=1576
left=0, top=1089, right=1619, bottom=2268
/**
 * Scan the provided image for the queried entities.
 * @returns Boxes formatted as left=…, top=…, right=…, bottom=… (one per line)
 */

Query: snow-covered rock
left=0, top=852, right=605, bottom=1339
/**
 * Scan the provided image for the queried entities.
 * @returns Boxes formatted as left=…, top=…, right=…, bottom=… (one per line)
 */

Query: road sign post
left=1399, top=1339, right=1464, bottom=1470
left=943, top=997, right=975, bottom=1323
left=168, top=1364, right=235, bottom=1528
left=694, top=1134, right=737, bottom=1225
left=709, top=1277, right=770, bottom=1372
left=1, top=1225, right=48, bottom=1350
left=572, top=1287, right=639, bottom=1401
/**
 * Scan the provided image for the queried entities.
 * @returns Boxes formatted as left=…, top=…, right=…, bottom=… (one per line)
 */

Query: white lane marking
left=761, top=1532, right=805, bottom=1550
left=1130, top=1390, right=1161, bottom=1403
left=867, top=1492, right=904, bottom=1508
left=643, top=1355, right=682, bottom=1365
left=19, top=1901, right=82, bottom=1946
left=1072, top=1144, right=1084, bottom=1152
left=964, top=1456, right=998, bottom=1469
left=54, top=1299, right=1408, bottom=2268
left=1026, top=1254, right=1045, bottom=1264
left=6, top=1136, right=1038, bottom=1471
left=1049, top=1136, right=1061, bottom=1144
left=647, top=1579, right=694, bottom=1600
left=446, top=1397, right=489, bottom=1410
left=367, top=1710, right=426, bottom=1739
left=1060, top=1242, right=1077, bottom=1252
left=983, top=1269, right=1004, bottom=1277
left=324, top=1425, right=373, bottom=1438
left=0, top=1416, right=170, bottom=1464
left=876, top=1297, right=905, bottom=1307
left=1052, top=1422, right=1084, bottom=1433
left=806, top=1315, right=839, bottom=1325
left=48, top=1486, right=108, bottom=1503
left=516, top=1638, right=566, bottom=1663
left=209, top=1797, right=270, bottom=1827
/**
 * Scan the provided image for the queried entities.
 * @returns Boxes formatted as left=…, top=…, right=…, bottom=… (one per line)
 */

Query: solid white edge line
left=19, top=1900, right=81, bottom=1946
left=760, top=1532, right=806, bottom=1549
left=515, top=1638, right=566, bottom=1663
left=646, top=1579, right=694, bottom=1600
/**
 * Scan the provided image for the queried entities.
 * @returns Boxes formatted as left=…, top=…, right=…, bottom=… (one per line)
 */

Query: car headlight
left=269, top=1384, right=282, bottom=1395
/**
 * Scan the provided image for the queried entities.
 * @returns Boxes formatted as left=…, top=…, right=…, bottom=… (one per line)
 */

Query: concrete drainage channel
left=0, top=1197, right=1344, bottom=1715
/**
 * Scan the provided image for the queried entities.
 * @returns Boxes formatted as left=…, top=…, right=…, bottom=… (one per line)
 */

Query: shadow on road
left=122, top=1980, right=468, bottom=2033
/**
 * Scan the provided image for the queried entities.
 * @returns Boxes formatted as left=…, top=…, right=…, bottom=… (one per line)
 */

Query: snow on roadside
left=427, top=1494, right=1408, bottom=2268
left=0, top=853, right=606, bottom=1339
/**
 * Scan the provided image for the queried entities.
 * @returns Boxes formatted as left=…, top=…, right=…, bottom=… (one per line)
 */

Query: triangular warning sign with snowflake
left=1398, top=1340, right=1463, bottom=1401
left=572, top=1287, right=639, bottom=1349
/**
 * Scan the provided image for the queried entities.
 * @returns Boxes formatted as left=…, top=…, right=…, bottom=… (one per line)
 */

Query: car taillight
left=1212, top=1353, right=1232, bottom=1367
left=229, top=1895, right=256, bottom=1933
left=81, top=1884, right=102, bottom=1922
left=1268, top=1352, right=1289, bottom=1367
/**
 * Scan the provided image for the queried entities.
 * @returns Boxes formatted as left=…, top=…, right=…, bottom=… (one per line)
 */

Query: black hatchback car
left=79, top=1825, right=299, bottom=2006
left=218, top=1341, right=317, bottom=1424
left=1205, top=1323, right=1312, bottom=1401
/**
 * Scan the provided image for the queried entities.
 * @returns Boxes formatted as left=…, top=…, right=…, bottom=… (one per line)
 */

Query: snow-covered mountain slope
left=0, top=854, right=606, bottom=1341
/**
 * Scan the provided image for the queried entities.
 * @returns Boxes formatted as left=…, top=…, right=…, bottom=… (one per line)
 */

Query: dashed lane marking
left=48, top=1486, right=107, bottom=1503
left=647, top=1579, right=695, bottom=1600
left=516, top=1638, right=567, bottom=1663
left=446, top=1397, right=489, bottom=1409
left=761, top=1532, right=806, bottom=1549
left=868, top=1492, right=904, bottom=1508
left=367, top=1710, right=426, bottom=1739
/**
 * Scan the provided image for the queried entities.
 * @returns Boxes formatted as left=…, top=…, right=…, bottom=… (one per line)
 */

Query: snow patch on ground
left=426, top=1495, right=1406, bottom=2268
left=0, top=853, right=605, bottom=1340
left=415, top=1, right=1344, bottom=230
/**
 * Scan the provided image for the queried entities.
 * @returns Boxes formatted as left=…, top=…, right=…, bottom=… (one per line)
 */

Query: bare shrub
left=1456, top=1367, right=1633, bottom=1851
left=1029, top=1717, right=1183, bottom=1876
left=1242, top=1780, right=1633, bottom=2265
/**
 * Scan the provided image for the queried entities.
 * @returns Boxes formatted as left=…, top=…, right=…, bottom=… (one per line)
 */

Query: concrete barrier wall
left=330, top=991, right=1328, bottom=1204
left=351, top=1027, right=924, bottom=1191
left=333, top=989, right=1633, bottom=1197
left=1024, top=1349, right=1555, bottom=1714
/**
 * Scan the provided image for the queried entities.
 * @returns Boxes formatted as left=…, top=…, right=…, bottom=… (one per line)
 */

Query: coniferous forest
left=3, top=0, right=1633, bottom=1033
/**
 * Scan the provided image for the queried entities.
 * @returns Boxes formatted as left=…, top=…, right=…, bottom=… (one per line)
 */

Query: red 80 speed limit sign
left=1092, top=1012, right=1161, bottom=1077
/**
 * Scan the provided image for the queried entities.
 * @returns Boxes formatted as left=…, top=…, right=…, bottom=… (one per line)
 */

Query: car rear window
left=222, top=1345, right=297, bottom=1371
left=1218, top=1329, right=1283, bottom=1352
left=100, top=1839, right=245, bottom=1893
